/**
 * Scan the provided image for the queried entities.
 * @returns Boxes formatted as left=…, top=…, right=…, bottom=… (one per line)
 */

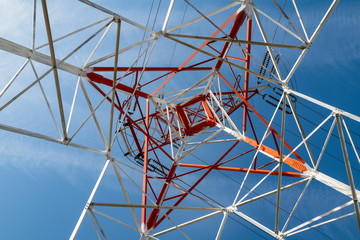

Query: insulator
left=261, top=51, right=269, bottom=75
left=148, top=163, right=156, bottom=172
left=268, top=94, right=280, bottom=102
left=135, top=157, right=144, bottom=166
left=161, top=164, right=170, bottom=172
left=147, top=158, right=172, bottom=176
left=234, top=74, right=241, bottom=90
left=257, top=51, right=270, bottom=83
left=263, top=52, right=270, bottom=69
left=265, top=99, right=277, bottom=108
left=132, top=99, right=137, bottom=112
left=152, top=158, right=161, bottom=166
left=152, top=165, right=163, bottom=175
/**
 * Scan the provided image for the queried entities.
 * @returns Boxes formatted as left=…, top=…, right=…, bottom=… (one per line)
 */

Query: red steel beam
left=92, top=67, right=213, bottom=72
left=146, top=164, right=178, bottom=230
left=154, top=141, right=240, bottom=228
left=214, top=10, right=247, bottom=70
left=88, top=79, right=175, bottom=162
left=87, top=72, right=149, bottom=99
left=128, top=123, right=144, bottom=157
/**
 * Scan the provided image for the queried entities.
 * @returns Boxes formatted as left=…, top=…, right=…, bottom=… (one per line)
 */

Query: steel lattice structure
left=0, top=0, right=359, bottom=239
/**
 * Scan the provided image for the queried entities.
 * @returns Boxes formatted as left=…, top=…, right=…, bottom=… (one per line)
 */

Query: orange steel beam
left=243, top=17, right=252, bottom=134
left=141, top=100, right=150, bottom=225
left=243, top=136, right=307, bottom=173
left=179, top=163, right=303, bottom=178
left=151, top=9, right=240, bottom=95
left=217, top=72, right=306, bottom=166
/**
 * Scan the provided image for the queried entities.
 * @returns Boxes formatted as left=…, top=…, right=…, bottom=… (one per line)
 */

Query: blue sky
left=0, top=0, right=360, bottom=239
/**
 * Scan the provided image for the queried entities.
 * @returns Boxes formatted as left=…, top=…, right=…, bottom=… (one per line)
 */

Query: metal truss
left=1, top=0, right=359, bottom=239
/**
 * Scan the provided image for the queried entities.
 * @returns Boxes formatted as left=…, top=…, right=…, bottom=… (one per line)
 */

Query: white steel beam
left=0, top=37, right=80, bottom=75
left=284, top=200, right=353, bottom=237
left=287, top=95, right=316, bottom=167
left=286, top=212, right=355, bottom=237
left=341, top=116, right=360, bottom=165
left=162, top=0, right=175, bottom=32
left=29, top=60, right=63, bottom=139
left=335, top=115, right=360, bottom=233
left=215, top=212, right=229, bottom=240
left=285, top=88, right=360, bottom=123
left=252, top=6, right=284, bottom=81
left=41, top=0, right=68, bottom=140
left=234, top=210, right=279, bottom=239
left=237, top=178, right=309, bottom=207
left=108, top=19, right=121, bottom=151
left=91, top=209, right=141, bottom=233
left=0, top=123, right=105, bottom=154
left=252, top=6, right=304, bottom=43
left=283, top=0, right=340, bottom=84
left=166, top=33, right=305, bottom=50
left=152, top=211, right=223, bottom=237
left=89, top=209, right=109, bottom=240
left=78, top=0, right=156, bottom=35
left=183, top=0, right=230, bottom=38
left=275, top=93, right=287, bottom=233
left=272, top=0, right=306, bottom=42
left=168, top=2, right=241, bottom=33
left=0, top=59, right=29, bottom=98
left=87, top=211, right=101, bottom=240
left=70, top=159, right=111, bottom=240
left=305, top=170, right=360, bottom=200
left=292, top=0, right=309, bottom=42
left=111, top=161, right=141, bottom=231
left=35, top=17, right=112, bottom=50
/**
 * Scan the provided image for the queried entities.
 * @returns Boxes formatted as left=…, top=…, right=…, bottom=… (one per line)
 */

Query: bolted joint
left=79, top=67, right=93, bottom=77
left=157, top=30, right=165, bottom=37
left=281, top=83, right=290, bottom=92
left=85, top=202, right=93, bottom=211
left=303, top=167, right=317, bottom=179
left=276, top=232, right=285, bottom=240
left=225, top=205, right=237, bottom=214
left=112, top=15, right=121, bottom=23
left=105, top=151, right=114, bottom=162
left=154, top=31, right=164, bottom=40
left=332, top=108, right=343, bottom=116
left=300, top=42, right=310, bottom=50
left=243, top=1, right=253, bottom=18
left=62, top=137, right=70, bottom=145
